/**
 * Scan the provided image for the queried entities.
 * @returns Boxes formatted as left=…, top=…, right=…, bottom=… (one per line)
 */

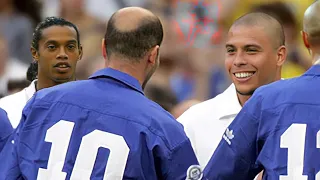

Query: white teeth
left=59, top=65, right=67, bottom=68
left=234, top=72, right=254, bottom=78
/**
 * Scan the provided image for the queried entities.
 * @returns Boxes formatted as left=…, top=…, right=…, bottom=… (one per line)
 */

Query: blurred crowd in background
left=0, top=0, right=315, bottom=118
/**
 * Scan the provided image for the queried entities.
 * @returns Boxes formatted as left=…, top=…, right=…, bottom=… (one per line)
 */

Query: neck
left=237, top=93, right=251, bottom=107
left=108, top=59, right=144, bottom=86
left=36, top=76, right=75, bottom=91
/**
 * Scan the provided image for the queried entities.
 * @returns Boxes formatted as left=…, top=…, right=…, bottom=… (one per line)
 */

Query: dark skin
left=31, top=26, right=83, bottom=90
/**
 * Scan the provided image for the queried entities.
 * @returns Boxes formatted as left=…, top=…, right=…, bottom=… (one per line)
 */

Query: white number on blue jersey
left=37, top=120, right=130, bottom=179
left=280, top=123, right=320, bottom=179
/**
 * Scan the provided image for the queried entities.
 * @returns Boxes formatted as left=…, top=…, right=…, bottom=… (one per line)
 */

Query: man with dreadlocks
left=0, top=17, right=82, bottom=128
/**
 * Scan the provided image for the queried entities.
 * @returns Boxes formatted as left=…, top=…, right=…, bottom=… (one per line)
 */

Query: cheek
left=38, top=57, right=52, bottom=73
left=68, top=53, right=80, bottom=63
left=249, top=54, right=270, bottom=69
left=71, top=56, right=80, bottom=64
left=254, top=55, right=277, bottom=77
left=224, top=57, right=233, bottom=71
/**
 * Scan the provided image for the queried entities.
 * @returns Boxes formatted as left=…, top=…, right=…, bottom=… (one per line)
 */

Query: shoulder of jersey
left=251, top=78, right=298, bottom=109
left=35, top=80, right=87, bottom=101
left=254, top=78, right=295, bottom=97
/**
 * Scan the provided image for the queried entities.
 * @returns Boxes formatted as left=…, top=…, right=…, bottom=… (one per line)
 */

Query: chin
left=235, top=88, right=256, bottom=96
left=53, top=76, right=73, bottom=83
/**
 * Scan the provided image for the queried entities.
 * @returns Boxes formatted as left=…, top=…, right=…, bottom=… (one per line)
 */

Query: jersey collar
left=89, top=68, right=144, bottom=94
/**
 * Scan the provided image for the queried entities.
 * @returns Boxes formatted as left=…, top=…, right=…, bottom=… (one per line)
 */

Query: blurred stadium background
left=0, top=0, right=315, bottom=117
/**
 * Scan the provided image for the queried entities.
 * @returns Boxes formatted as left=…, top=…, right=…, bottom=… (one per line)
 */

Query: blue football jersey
left=0, top=107, right=13, bottom=152
left=203, top=65, right=320, bottom=180
left=0, top=68, right=199, bottom=179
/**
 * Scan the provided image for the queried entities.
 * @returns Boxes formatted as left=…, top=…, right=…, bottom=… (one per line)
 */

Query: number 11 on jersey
left=280, top=123, right=320, bottom=179
left=37, top=120, right=130, bottom=179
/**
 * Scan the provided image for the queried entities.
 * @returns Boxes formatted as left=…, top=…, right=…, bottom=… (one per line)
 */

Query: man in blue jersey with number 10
left=0, top=7, right=199, bottom=179
left=203, top=1, right=320, bottom=179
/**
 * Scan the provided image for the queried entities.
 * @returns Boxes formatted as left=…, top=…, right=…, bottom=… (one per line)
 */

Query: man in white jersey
left=178, top=12, right=287, bottom=173
left=0, top=17, right=82, bottom=128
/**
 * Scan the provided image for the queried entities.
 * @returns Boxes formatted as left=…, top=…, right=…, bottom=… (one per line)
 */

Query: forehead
left=40, top=26, right=77, bottom=44
left=226, top=25, right=271, bottom=47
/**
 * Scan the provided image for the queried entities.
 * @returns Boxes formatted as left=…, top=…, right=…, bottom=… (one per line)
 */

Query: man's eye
left=247, top=49, right=257, bottom=52
left=47, top=45, right=55, bottom=50
left=227, top=49, right=235, bottom=53
left=67, top=45, right=75, bottom=49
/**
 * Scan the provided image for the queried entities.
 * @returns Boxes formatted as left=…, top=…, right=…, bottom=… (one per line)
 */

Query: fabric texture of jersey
left=203, top=65, right=320, bottom=179
left=0, top=68, right=198, bottom=179
left=0, top=107, right=13, bottom=153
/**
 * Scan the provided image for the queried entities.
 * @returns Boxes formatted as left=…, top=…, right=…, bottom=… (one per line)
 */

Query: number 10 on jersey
left=37, top=120, right=130, bottom=179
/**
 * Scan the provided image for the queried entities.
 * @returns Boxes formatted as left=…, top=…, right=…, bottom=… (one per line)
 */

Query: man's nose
left=56, top=47, right=68, bottom=60
left=233, top=52, right=247, bottom=67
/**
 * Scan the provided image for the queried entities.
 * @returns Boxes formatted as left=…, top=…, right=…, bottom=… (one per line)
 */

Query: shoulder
left=34, top=80, right=86, bottom=102
left=252, top=78, right=299, bottom=107
left=0, top=108, right=12, bottom=137
left=143, top=97, right=187, bottom=135
left=242, top=79, right=299, bottom=119
left=0, top=108, right=8, bottom=118
left=0, top=108, right=12, bottom=129
left=35, top=80, right=189, bottom=151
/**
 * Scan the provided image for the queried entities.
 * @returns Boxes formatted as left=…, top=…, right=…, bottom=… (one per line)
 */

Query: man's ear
left=102, top=38, right=107, bottom=60
left=78, top=44, right=83, bottom=61
left=302, top=31, right=310, bottom=49
left=148, top=45, right=160, bottom=65
left=31, top=47, right=39, bottom=62
left=276, top=45, right=287, bottom=66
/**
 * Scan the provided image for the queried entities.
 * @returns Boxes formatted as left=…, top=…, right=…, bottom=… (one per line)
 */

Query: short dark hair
left=233, top=12, right=285, bottom=47
left=26, top=61, right=38, bottom=82
left=104, top=15, right=163, bottom=61
left=31, top=16, right=80, bottom=50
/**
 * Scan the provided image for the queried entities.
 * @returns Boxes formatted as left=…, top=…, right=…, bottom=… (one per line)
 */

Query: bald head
left=105, top=7, right=163, bottom=61
left=112, top=7, right=155, bottom=31
left=303, top=1, right=320, bottom=45
left=231, top=12, right=285, bottom=48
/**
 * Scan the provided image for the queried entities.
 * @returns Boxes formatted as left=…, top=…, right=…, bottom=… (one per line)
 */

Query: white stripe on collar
left=314, top=59, right=320, bottom=65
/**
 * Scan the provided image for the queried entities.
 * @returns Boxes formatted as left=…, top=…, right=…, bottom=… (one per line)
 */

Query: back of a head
left=232, top=12, right=285, bottom=48
left=303, top=0, right=320, bottom=46
left=104, top=7, right=164, bottom=62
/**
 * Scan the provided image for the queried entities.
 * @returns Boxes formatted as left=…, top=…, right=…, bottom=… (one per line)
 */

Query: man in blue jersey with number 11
left=203, top=1, right=320, bottom=179
left=0, top=7, right=199, bottom=179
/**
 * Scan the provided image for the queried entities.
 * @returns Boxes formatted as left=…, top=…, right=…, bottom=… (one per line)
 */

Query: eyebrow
left=225, top=44, right=235, bottom=48
left=244, top=44, right=262, bottom=49
left=44, top=39, right=77, bottom=45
